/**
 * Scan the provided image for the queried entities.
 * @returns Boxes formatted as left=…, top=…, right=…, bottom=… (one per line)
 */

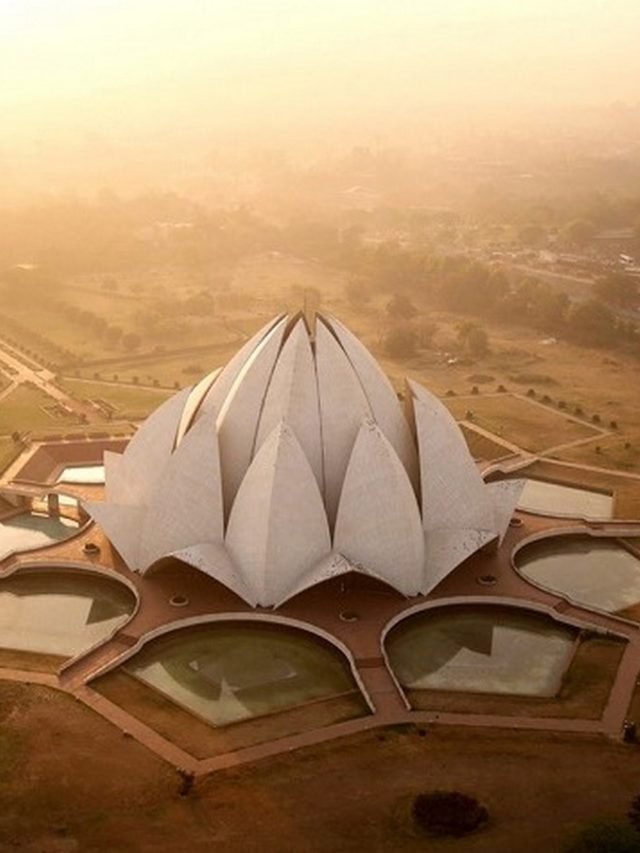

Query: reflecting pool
left=0, top=512, right=80, bottom=560
left=126, top=623, right=357, bottom=726
left=516, top=478, right=613, bottom=519
left=516, top=537, right=640, bottom=613
left=387, top=606, right=575, bottom=697
left=0, top=569, right=134, bottom=657
left=57, top=464, right=105, bottom=485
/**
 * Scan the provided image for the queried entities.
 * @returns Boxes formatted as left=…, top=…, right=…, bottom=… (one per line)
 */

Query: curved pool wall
left=386, top=604, right=576, bottom=697
left=0, top=512, right=81, bottom=561
left=56, top=464, right=106, bottom=485
left=0, top=567, right=135, bottom=657
left=516, top=478, right=613, bottom=519
left=123, top=621, right=360, bottom=727
left=515, top=535, right=640, bottom=614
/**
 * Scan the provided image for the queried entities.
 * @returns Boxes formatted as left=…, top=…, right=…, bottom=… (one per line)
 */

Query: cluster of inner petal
left=85, top=313, right=522, bottom=607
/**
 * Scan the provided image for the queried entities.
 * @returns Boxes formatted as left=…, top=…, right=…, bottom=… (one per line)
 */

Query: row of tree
left=344, top=243, right=639, bottom=356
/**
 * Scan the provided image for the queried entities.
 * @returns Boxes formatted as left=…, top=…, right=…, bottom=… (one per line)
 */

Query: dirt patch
left=93, top=670, right=369, bottom=759
left=509, top=372, right=558, bottom=386
left=1, top=681, right=639, bottom=852
left=467, top=374, right=495, bottom=385
left=460, top=424, right=514, bottom=462
left=555, top=430, right=640, bottom=476
left=445, top=394, right=598, bottom=453
left=0, top=647, right=65, bottom=673
left=405, top=635, right=625, bottom=720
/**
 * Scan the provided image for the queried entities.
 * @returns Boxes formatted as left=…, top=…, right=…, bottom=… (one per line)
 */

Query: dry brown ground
left=459, top=424, right=514, bottom=461
left=94, top=671, right=368, bottom=759
left=406, top=635, right=625, bottom=720
left=445, top=395, right=598, bottom=453
left=1, top=681, right=639, bottom=852
left=0, top=648, right=64, bottom=673
left=554, top=430, right=640, bottom=475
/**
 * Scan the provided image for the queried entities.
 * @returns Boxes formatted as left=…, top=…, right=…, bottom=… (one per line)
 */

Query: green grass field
left=60, top=378, right=172, bottom=419
left=0, top=385, right=77, bottom=435
left=70, top=343, right=238, bottom=387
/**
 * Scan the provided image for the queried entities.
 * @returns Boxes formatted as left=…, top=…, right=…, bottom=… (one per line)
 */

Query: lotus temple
left=1, top=312, right=640, bottom=775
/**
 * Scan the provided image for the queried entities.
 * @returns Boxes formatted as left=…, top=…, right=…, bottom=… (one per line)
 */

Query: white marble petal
left=225, top=422, right=332, bottom=606
left=411, top=386, right=494, bottom=531
left=274, top=552, right=353, bottom=606
left=174, top=367, right=221, bottom=448
left=103, top=450, right=126, bottom=504
left=254, top=318, right=324, bottom=491
left=334, top=419, right=424, bottom=596
left=216, top=317, right=288, bottom=517
left=315, top=319, right=372, bottom=527
left=487, top=479, right=526, bottom=542
left=138, top=411, right=224, bottom=569
left=83, top=501, right=146, bottom=570
left=326, top=315, right=419, bottom=489
left=116, top=387, right=191, bottom=506
left=423, top=528, right=497, bottom=594
left=170, top=542, right=257, bottom=606
left=197, top=315, right=285, bottom=422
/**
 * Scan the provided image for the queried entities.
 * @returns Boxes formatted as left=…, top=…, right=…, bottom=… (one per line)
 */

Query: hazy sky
left=1, top=0, right=639, bottom=192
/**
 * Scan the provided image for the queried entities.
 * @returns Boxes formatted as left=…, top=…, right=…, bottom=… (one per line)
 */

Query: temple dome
left=85, top=313, right=523, bottom=606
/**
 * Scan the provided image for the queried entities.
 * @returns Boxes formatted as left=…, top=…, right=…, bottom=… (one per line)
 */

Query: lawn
left=444, top=394, right=599, bottom=453
left=70, top=343, right=240, bottom=387
left=0, top=384, right=77, bottom=435
left=60, top=378, right=172, bottom=419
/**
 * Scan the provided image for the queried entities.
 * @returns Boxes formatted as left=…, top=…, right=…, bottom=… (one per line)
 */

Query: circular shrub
left=411, top=790, right=488, bottom=837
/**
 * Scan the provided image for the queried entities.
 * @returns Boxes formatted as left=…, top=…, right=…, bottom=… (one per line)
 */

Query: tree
left=593, top=273, right=638, bottom=310
left=345, top=279, right=371, bottom=309
left=568, top=300, right=618, bottom=347
left=386, top=293, right=417, bottom=320
left=412, top=791, right=488, bottom=838
left=457, top=321, right=489, bottom=356
left=122, top=332, right=141, bottom=352
left=384, top=323, right=417, bottom=359
left=518, top=223, right=546, bottom=247
left=561, top=219, right=597, bottom=246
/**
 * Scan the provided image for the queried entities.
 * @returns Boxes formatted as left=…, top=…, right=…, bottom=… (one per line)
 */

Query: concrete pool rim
left=0, top=559, right=141, bottom=670
left=511, top=528, right=640, bottom=628
left=82, top=611, right=376, bottom=713
left=379, top=594, right=627, bottom=708
left=0, top=504, right=92, bottom=564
